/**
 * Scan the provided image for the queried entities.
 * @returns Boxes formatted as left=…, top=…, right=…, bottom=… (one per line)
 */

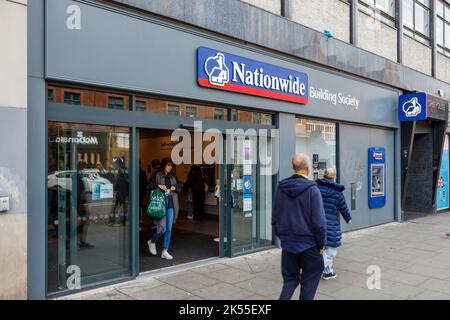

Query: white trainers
left=161, top=250, right=173, bottom=260
left=148, top=240, right=157, bottom=256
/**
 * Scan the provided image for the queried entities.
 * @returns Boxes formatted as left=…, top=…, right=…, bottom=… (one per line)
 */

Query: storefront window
left=295, top=118, right=337, bottom=180
left=47, top=122, right=130, bottom=294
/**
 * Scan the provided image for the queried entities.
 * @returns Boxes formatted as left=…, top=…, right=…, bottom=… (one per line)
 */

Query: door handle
left=351, top=182, right=356, bottom=211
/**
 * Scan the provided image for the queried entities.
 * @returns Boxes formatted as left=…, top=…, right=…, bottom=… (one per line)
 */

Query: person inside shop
left=96, top=161, right=107, bottom=177
left=184, top=165, right=208, bottom=221
left=139, top=160, right=148, bottom=229
left=110, top=157, right=129, bottom=226
left=76, top=161, right=94, bottom=249
left=316, top=167, right=352, bottom=280
left=148, top=159, right=161, bottom=183
left=147, top=158, right=182, bottom=260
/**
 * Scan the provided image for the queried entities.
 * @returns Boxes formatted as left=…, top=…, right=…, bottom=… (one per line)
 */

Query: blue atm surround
left=368, top=147, right=386, bottom=209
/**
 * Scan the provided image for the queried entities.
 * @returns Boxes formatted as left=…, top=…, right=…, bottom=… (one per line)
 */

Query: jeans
left=279, top=247, right=324, bottom=300
left=323, top=246, right=337, bottom=274
left=151, top=207, right=174, bottom=250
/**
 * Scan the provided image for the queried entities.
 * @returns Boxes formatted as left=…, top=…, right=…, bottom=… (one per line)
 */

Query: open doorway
left=139, top=129, right=220, bottom=272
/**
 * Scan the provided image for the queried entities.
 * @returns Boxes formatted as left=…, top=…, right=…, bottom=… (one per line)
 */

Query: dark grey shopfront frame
left=45, top=94, right=275, bottom=297
left=28, top=0, right=404, bottom=299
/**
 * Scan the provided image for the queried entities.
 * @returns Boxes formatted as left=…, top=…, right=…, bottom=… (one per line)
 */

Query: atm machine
left=368, top=147, right=386, bottom=209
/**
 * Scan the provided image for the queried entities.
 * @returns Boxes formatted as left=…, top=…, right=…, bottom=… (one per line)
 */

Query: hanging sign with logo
left=197, top=47, right=308, bottom=104
left=398, top=93, right=427, bottom=121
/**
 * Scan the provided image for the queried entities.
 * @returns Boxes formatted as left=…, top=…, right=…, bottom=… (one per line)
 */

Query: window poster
left=437, top=135, right=449, bottom=210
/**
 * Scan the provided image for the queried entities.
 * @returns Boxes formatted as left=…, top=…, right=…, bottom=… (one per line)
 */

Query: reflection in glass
left=47, top=122, right=130, bottom=294
left=295, top=118, right=337, bottom=180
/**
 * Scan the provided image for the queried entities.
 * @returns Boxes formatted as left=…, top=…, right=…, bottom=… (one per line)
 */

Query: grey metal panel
left=274, top=113, right=296, bottom=181
left=340, top=124, right=395, bottom=231
left=46, top=0, right=400, bottom=128
left=0, top=107, right=27, bottom=214
left=28, top=0, right=47, bottom=300
left=110, top=0, right=450, bottom=94
left=27, top=77, right=47, bottom=300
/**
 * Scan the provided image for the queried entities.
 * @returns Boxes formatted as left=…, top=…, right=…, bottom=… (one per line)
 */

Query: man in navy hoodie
left=272, top=154, right=326, bottom=300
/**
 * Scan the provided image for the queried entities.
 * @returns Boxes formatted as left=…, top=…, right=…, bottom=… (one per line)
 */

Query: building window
left=437, top=0, right=450, bottom=56
left=63, top=92, right=81, bottom=105
left=214, top=108, right=225, bottom=120
left=167, top=104, right=180, bottom=116
left=108, top=97, right=125, bottom=110
left=359, top=0, right=396, bottom=27
left=252, top=113, right=261, bottom=124
left=186, top=106, right=197, bottom=118
left=231, top=109, right=238, bottom=122
left=48, top=89, right=54, bottom=102
left=136, top=100, right=147, bottom=112
left=403, top=0, right=431, bottom=44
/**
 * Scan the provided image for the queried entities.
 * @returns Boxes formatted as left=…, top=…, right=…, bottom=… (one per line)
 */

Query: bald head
left=292, top=153, right=310, bottom=174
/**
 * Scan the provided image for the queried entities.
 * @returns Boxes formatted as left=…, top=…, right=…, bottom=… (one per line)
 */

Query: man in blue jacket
left=272, top=154, right=326, bottom=300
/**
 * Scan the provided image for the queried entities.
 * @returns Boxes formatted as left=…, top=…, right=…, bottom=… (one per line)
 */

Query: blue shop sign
left=398, top=92, right=427, bottom=121
left=197, top=47, right=308, bottom=104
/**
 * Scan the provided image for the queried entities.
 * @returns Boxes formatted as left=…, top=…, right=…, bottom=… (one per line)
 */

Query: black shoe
left=79, top=241, right=94, bottom=249
left=322, top=273, right=337, bottom=280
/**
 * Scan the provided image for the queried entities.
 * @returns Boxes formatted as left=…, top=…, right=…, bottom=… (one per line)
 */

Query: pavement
left=64, top=212, right=450, bottom=300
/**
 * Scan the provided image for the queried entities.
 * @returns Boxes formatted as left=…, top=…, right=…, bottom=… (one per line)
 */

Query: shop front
left=28, top=0, right=402, bottom=298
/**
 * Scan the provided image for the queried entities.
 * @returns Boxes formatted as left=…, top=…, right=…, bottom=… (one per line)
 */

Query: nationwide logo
left=198, top=47, right=308, bottom=104
left=402, top=97, right=422, bottom=117
left=54, top=131, right=98, bottom=145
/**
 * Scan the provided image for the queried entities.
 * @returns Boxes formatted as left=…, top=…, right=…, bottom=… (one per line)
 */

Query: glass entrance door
left=224, top=133, right=274, bottom=256
left=47, top=122, right=131, bottom=294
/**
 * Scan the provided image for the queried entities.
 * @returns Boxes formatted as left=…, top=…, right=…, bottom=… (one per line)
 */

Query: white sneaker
left=161, top=250, right=173, bottom=260
left=148, top=240, right=157, bottom=256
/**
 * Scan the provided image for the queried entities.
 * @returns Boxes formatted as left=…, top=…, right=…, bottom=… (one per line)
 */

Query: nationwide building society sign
left=197, top=47, right=308, bottom=104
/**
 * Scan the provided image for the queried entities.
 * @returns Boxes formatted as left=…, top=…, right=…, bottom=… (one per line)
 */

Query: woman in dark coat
left=316, top=168, right=352, bottom=280
left=147, top=158, right=182, bottom=260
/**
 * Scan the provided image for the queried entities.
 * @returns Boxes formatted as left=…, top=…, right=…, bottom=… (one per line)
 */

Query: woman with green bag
left=147, top=158, right=181, bottom=260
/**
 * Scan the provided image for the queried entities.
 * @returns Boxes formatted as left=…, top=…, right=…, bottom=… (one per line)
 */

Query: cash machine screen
left=370, top=164, right=385, bottom=197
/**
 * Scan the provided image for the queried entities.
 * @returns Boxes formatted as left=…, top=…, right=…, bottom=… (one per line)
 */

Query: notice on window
left=243, top=164, right=252, bottom=175
left=243, top=194, right=252, bottom=212
left=92, top=183, right=114, bottom=200
left=100, top=184, right=114, bottom=199
left=236, top=179, right=243, bottom=191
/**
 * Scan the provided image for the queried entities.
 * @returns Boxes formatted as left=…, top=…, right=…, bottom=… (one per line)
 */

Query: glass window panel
left=108, top=97, right=124, bottom=110
left=214, top=108, right=225, bottom=120
left=446, top=22, right=450, bottom=47
left=437, top=0, right=444, bottom=17
left=168, top=104, right=180, bottom=116
left=376, top=0, right=395, bottom=16
left=186, top=106, right=197, bottom=118
left=295, top=118, right=337, bottom=180
left=64, top=92, right=81, bottom=105
left=47, top=122, right=130, bottom=294
left=415, top=3, right=430, bottom=36
left=438, top=18, right=445, bottom=46
left=403, top=0, right=414, bottom=28
left=446, top=4, right=450, bottom=20
left=135, top=100, right=147, bottom=112
left=48, top=89, right=54, bottom=102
